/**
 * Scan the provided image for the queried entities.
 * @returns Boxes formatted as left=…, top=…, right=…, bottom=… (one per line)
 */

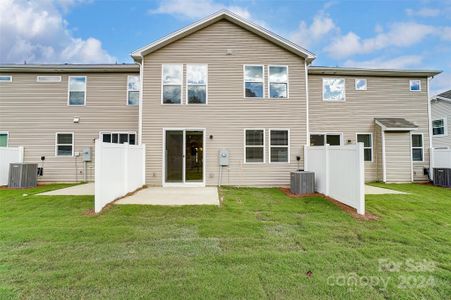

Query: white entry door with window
left=163, top=129, right=205, bottom=186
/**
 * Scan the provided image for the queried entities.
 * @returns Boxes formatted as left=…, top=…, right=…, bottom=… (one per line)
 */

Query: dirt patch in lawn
left=280, top=188, right=379, bottom=221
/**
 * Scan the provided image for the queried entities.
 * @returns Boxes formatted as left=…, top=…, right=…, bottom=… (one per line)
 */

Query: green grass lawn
left=0, top=183, right=450, bottom=299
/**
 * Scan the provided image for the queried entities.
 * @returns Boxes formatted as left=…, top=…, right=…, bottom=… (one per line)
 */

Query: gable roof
left=131, top=10, right=316, bottom=63
left=0, top=64, right=139, bottom=73
left=437, top=89, right=451, bottom=100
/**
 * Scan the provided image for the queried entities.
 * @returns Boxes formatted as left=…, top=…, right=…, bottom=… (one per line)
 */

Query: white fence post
left=142, top=144, right=146, bottom=185
left=123, top=143, right=129, bottom=195
left=356, top=142, right=365, bottom=215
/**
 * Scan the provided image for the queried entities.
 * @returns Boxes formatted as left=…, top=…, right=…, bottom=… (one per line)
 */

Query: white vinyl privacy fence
left=431, top=148, right=451, bottom=169
left=0, top=147, right=24, bottom=186
left=95, top=140, right=146, bottom=213
left=304, top=143, right=365, bottom=215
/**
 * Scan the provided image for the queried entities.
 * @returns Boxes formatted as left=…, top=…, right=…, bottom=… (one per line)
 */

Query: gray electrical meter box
left=219, top=149, right=229, bottom=166
left=82, top=147, right=92, bottom=162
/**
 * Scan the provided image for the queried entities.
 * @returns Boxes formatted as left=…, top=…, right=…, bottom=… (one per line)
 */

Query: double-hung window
left=101, top=132, right=136, bottom=145
left=270, top=129, right=289, bottom=162
left=411, top=134, right=423, bottom=162
left=127, top=75, right=140, bottom=105
left=432, top=118, right=447, bottom=136
left=244, top=65, right=264, bottom=98
left=310, top=134, right=342, bottom=146
left=357, top=134, right=373, bottom=161
left=0, top=132, right=8, bottom=147
left=268, top=66, right=288, bottom=98
left=68, top=76, right=86, bottom=105
left=245, top=129, right=265, bottom=163
left=187, top=64, right=207, bottom=104
left=323, top=78, right=345, bottom=101
left=162, top=64, right=183, bottom=104
left=56, top=133, right=74, bottom=156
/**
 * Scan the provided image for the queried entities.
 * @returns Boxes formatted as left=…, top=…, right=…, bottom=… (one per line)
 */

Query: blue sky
left=1, top=0, right=450, bottom=94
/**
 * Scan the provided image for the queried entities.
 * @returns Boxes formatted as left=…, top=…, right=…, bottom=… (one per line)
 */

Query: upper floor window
left=310, top=133, right=342, bottom=146
left=0, top=75, right=12, bottom=83
left=411, top=134, right=423, bottom=162
left=409, top=80, right=421, bottom=92
left=55, top=133, right=74, bottom=156
left=187, top=64, right=207, bottom=104
left=244, top=65, right=264, bottom=98
left=357, top=134, right=373, bottom=161
left=245, top=129, right=265, bottom=163
left=127, top=75, right=140, bottom=105
left=0, top=132, right=8, bottom=147
left=355, top=79, right=367, bottom=91
left=37, top=76, right=61, bottom=83
left=162, top=64, right=182, bottom=104
left=68, top=76, right=86, bottom=106
left=101, top=132, right=136, bottom=145
left=323, top=78, right=345, bottom=101
left=269, top=66, right=288, bottom=98
left=432, top=118, right=447, bottom=136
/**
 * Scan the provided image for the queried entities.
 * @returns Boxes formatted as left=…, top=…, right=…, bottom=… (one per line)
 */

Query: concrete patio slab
left=365, top=185, right=408, bottom=195
left=116, top=187, right=220, bottom=206
left=39, top=183, right=94, bottom=196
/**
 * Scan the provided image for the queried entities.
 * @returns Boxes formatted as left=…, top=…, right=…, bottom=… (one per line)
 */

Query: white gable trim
left=131, top=10, right=315, bottom=62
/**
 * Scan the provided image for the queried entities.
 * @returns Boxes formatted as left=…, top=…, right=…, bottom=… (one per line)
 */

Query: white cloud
left=343, top=55, right=423, bottom=69
left=149, top=0, right=251, bottom=20
left=406, top=8, right=441, bottom=17
left=0, top=0, right=115, bottom=64
left=326, top=22, right=451, bottom=58
left=290, top=13, right=337, bottom=48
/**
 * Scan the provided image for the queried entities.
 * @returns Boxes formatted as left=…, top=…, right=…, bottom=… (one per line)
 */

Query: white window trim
left=186, top=64, right=208, bottom=105
left=354, top=78, right=367, bottom=91
left=322, top=78, right=346, bottom=102
left=268, top=65, right=289, bottom=99
left=127, top=75, right=140, bottom=106
left=243, top=64, right=265, bottom=99
left=409, top=79, right=422, bottom=92
left=0, top=131, right=9, bottom=147
left=67, top=76, right=87, bottom=106
left=269, top=129, right=290, bottom=163
left=99, top=131, right=137, bottom=144
left=244, top=128, right=266, bottom=164
left=37, top=75, right=62, bottom=83
left=310, top=132, right=344, bottom=146
left=411, top=133, right=424, bottom=162
left=161, top=64, right=183, bottom=105
left=0, top=75, right=12, bottom=83
left=432, top=117, right=448, bottom=137
left=356, top=133, right=373, bottom=162
left=55, top=132, right=74, bottom=157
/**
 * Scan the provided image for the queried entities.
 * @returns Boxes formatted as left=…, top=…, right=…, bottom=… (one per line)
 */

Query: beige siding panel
left=0, top=73, right=139, bottom=182
left=142, top=20, right=307, bottom=186
left=308, top=75, right=430, bottom=182
left=374, top=125, right=383, bottom=181
left=431, top=100, right=451, bottom=148
left=385, top=132, right=412, bottom=182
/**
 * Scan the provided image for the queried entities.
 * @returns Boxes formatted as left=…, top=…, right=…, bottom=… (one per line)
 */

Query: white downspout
left=304, top=62, right=310, bottom=147
left=138, top=55, right=144, bottom=145
left=427, top=76, right=433, bottom=180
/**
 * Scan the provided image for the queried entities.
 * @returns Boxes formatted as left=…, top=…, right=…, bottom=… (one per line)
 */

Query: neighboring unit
left=431, top=90, right=451, bottom=149
left=0, top=10, right=442, bottom=186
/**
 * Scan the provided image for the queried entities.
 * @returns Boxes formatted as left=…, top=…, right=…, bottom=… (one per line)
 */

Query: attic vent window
left=37, top=76, right=61, bottom=83
left=0, top=75, right=12, bottom=82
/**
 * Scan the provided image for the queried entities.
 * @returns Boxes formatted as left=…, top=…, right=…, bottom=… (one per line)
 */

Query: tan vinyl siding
left=308, top=75, right=430, bottom=182
left=385, top=132, right=412, bottom=182
left=142, top=20, right=307, bottom=186
left=0, top=72, right=139, bottom=182
left=374, top=125, right=383, bottom=181
left=431, top=100, right=451, bottom=148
